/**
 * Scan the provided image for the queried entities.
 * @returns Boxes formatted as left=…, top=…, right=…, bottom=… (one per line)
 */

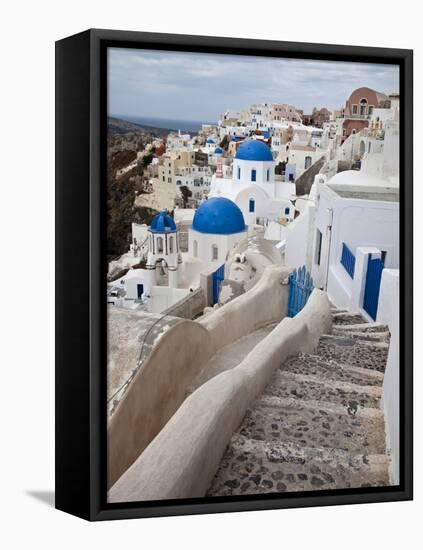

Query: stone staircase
left=207, top=309, right=391, bottom=496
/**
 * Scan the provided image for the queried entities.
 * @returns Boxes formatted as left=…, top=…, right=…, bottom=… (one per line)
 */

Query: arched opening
left=304, top=156, right=312, bottom=170
left=211, top=244, right=218, bottom=261
left=251, top=169, right=257, bottom=182
left=193, top=240, right=198, bottom=258
left=249, top=199, right=255, bottom=213
left=359, top=98, right=368, bottom=116
left=157, top=236, right=164, bottom=253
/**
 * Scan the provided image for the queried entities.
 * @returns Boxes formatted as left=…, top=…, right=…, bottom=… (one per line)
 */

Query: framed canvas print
left=55, top=29, right=413, bottom=521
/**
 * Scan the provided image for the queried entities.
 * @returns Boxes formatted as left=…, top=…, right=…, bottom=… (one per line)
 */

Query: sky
left=108, top=47, right=400, bottom=123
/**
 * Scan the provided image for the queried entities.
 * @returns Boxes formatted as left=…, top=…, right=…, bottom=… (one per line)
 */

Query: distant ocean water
left=112, top=115, right=215, bottom=134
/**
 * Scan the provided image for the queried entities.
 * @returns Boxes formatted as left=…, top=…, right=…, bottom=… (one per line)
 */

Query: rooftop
left=192, top=197, right=246, bottom=235
left=328, top=185, right=399, bottom=202
left=235, top=139, right=273, bottom=162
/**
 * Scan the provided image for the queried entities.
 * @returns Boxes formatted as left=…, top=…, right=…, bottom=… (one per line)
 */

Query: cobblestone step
left=238, top=396, right=386, bottom=455
left=207, top=435, right=390, bottom=497
left=332, top=312, right=366, bottom=326
left=207, top=308, right=391, bottom=497
left=333, top=322, right=389, bottom=333
left=264, top=370, right=382, bottom=409
left=317, top=335, right=389, bottom=373
left=280, top=353, right=384, bottom=387
left=332, top=328, right=390, bottom=343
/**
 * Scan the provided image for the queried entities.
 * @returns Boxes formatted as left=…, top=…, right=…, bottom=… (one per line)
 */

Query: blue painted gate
left=363, top=255, right=384, bottom=320
left=288, top=266, right=314, bottom=317
left=212, top=264, right=225, bottom=305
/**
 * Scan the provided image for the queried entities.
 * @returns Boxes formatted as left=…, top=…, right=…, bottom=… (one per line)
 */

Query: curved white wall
left=109, top=290, right=332, bottom=502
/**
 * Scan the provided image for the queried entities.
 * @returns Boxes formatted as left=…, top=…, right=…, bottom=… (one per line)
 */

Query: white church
left=209, top=139, right=295, bottom=226
left=113, top=197, right=248, bottom=313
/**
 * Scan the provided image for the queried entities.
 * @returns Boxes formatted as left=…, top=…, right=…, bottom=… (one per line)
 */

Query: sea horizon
left=110, top=114, right=215, bottom=134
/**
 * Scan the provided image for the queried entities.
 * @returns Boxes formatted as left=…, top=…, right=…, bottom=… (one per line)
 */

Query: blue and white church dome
left=149, top=211, right=177, bottom=233
left=235, top=139, right=273, bottom=162
left=192, top=197, right=246, bottom=235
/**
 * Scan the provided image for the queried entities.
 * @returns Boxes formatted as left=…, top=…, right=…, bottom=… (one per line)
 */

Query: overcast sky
left=108, top=47, right=399, bottom=123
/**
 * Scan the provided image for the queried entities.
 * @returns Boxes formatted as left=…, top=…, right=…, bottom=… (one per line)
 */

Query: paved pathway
left=188, top=324, right=277, bottom=394
left=207, top=311, right=391, bottom=496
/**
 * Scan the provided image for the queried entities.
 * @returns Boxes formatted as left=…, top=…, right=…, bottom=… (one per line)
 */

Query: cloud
left=108, top=47, right=400, bottom=122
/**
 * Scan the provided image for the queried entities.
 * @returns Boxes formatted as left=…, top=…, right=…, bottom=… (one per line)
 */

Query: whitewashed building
left=209, top=139, right=296, bottom=227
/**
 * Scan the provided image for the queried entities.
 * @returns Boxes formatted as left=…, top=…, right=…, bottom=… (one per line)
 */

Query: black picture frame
left=55, top=28, right=413, bottom=521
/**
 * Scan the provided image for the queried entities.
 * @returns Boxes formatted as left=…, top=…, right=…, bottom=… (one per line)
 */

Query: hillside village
left=107, top=86, right=400, bottom=502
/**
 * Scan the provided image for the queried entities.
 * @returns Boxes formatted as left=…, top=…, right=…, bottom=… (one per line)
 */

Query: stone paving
left=207, top=310, right=392, bottom=496
left=317, top=335, right=389, bottom=373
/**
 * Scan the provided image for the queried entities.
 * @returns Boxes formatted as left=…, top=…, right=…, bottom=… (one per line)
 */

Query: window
left=157, top=236, right=163, bottom=253
left=193, top=240, right=198, bottom=258
left=237, top=166, right=241, bottom=179
left=249, top=199, right=255, bottom=213
left=169, top=236, right=174, bottom=254
left=251, top=169, right=256, bottom=182
left=360, top=98, right=368, bottom=116
left=266, top=169, right=270, bottom=181
left=352, top=104, right=358, bottom=115
left=284, top=207, right=290, bottom=215
left=315, top=229, right=323, bottom=266
left=211, top=244, right=218, bottom=261
left=305, top=156, right=312, bottom=170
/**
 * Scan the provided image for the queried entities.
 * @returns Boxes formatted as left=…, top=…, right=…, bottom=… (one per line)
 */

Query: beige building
left=271, top=103, right=302, bottom=122
left=158, top=149, right=196, bottom=185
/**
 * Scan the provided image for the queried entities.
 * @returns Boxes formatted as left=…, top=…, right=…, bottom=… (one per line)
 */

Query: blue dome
left=149, top=211, right=176, bottom=233
left=192, top=198, right=246, bottom=235
left=206, top=137, right=215, bottom=144
left=214, top=147, right=223, bottom=155
left=235, top=139, right=273, bottom=161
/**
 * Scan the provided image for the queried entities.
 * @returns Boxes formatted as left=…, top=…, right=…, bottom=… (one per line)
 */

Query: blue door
left=363, top=255, right=384, bottom=320
left=212, top=264, right=225, bottom=305
left=287, top=266, right=314, bottom=317
left=137, top=284, right=144, bottom=299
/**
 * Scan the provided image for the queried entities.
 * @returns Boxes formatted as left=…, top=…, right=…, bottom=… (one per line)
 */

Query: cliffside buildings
left=109, top=85, right=400, bottom=325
